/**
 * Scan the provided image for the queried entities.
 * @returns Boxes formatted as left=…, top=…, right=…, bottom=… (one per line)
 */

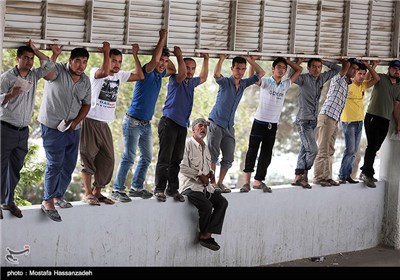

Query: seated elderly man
left=179, top=118, right=229, bottom=251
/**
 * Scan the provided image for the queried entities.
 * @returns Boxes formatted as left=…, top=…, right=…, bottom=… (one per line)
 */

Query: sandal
left=260, top=183, right=272, bottom=193
left=173, top=193, right=185, bottom=202
left=54, top=199, right=73, bottom=208
left=291, top=178, right=312, bottom=189
left=41, top=205, right=62, bottom=222
left=217, top=184, right=231, bottom=193
left=83, top=196, right=101, bottom=206
left=98, top=195, right=115, bottom=205
left=240, top=183, right=251, bottom=193
left=155, top=192, right=166, bottom=202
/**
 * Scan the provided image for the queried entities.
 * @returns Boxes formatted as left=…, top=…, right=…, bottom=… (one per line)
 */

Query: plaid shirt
left=319, top=73, right=351, bottom=121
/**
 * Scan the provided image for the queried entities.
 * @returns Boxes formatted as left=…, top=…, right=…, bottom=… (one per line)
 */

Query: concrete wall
left=1, top=182, right=385, bottom=267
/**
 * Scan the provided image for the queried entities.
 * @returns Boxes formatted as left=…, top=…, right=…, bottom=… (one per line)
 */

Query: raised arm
left=339, top=59, right=350, bottom=76
left=364, top=60, right=380, bottom=88
left=146, top=29, right=168, bottom=73
left=245, top=55, right=265, bottom=78
left=247, top=54, right=263, bottom=86
left=44, top=42, right=63, bottom=81
left=28, top=40, right=49, bottom=61
left=174, top=46, right=187, bottom=84
left=287, top=57, right=306, bottom=78
left=287, top=59, right=303, bottom=83
left=214, top=54, right=228, bottom=79
left=94, top=41, right=111, bottom=79
left=127, top=43, right=144, bottom=82
left=199, top=52, right=209, bottom=84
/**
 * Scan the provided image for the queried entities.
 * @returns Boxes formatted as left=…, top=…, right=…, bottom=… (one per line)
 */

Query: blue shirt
left=163, top=75, right=201, bottom=128
left=127, top=64, right=166, bottom=121
left=209, top=74, right=260, bottom=128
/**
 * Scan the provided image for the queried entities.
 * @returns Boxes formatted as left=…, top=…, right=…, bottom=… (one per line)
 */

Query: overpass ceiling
left=2, top=0, right=400, bottom=60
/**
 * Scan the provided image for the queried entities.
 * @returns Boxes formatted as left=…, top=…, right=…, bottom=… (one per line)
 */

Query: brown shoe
left=2, top=204, right=23, bottom=218
left=327, top=179, right=340, bottom=186
left=318, top=179, right=332, bottom=187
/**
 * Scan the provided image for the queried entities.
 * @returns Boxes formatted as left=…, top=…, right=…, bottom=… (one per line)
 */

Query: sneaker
left=111, top=191, right=132, bottom=202
left=362, top=175, right=376, bottom=188
left=359, top=173, right=378, bottom=182
left=128, top=189, right=153, bottom=199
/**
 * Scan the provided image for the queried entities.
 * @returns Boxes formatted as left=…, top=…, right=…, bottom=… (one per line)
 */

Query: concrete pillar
left=0, top=0, right=5, bottom=74
left=379, top=116, right=400, bottom=249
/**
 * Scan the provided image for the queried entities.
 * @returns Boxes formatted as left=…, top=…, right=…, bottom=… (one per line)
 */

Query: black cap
left=389, top=60, right=400, bottom=68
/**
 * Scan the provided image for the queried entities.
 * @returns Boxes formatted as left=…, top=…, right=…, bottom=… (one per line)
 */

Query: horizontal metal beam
left=4, top=37, right=395, bottom=62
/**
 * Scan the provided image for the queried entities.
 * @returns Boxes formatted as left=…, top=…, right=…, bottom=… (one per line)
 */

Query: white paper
left=57, top=120, right=71, bottom=132
left=14, top=76, right=33, bottom=92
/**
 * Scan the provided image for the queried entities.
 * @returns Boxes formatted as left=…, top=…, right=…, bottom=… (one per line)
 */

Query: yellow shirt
left=340, top=81, right=369, bottom=122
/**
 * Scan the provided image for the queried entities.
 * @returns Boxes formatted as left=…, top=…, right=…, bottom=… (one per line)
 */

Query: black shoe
left=346, top=177, right=359, bottom=184
left=199, top=238, right=220, bottom=251
left=2, top=204, right=23, bottom=218
left=128, top=189, right=153, bottom=199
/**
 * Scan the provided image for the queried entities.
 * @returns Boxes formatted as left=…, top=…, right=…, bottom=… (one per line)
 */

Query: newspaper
left=14, top=76, right=33, bottom=92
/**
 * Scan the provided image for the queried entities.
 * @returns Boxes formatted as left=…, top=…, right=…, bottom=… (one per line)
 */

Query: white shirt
left=86, top=68, right=130, bottom=122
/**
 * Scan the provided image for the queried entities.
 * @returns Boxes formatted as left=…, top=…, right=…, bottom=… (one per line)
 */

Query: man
left=80, top=42, right=144, bottom=206
left=154, top=48, right=209, bottom=202
left=290, top=58, right=342, bottom=188
left=313, top=58, right=360, bottom=187
left=338, top=61, right=380, bottom=184
left=112, top=29, right=176, bottom=202
left=38, top=46, right=91, bottom=222
left=179, top=118, right=228, bottom=251
left=360, top=59, right=400, bottom=188
left=240, top=57, right=302, bottom=193
left=1, top=40, right=55, bottom=219
left=208, top=54, right=265, bottom=193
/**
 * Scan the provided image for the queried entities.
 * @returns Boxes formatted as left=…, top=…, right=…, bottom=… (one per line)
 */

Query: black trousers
left=182, top=189, right=228, bottom=235
left=360, top=113, right=390, bottom=177
left=243, top=120, right=277, bottom=181
left=1, top=123, right=29, bottom=206
left=155, top=117, right=187, bottom=193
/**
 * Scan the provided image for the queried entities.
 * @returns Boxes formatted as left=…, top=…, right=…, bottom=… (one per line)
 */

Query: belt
left=125, top=113, right=150, bottom=125
left=1, top=121, right=28, bottom=131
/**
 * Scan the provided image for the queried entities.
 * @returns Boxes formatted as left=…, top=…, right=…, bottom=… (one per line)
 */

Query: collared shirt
left=255, top=76, right=291, bottom=123
left=367, top=73, right=400, bottom=120
left=319, top=73, right=351, bottom=121
left=127, top=63, right=166, bottom=121
left=288, top=61, right=341, bottom=121
left=163, top=75, right=201, bottom=128
left=340, top=80, right=369, bottom=122
left=208, top=74, right=260, bottom=128
left=38, top=62, right=91, bottom=129
left=0, top=59, right=54, bottom=127
left=179, top=137, right=215, bottom=194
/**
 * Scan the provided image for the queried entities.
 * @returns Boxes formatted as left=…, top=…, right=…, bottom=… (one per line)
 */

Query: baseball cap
left=389, top=60, right=400, bottom=68
left=192, top=118, right=209, bottom=129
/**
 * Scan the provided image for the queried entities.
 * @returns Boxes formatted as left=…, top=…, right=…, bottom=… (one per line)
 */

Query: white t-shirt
left=86, top=68, right=131, bottom=122
left=254, top=76, right=291, bottom=123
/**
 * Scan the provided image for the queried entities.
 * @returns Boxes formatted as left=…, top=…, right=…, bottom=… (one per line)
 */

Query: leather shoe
left=2, top=204, right=23, bottom=218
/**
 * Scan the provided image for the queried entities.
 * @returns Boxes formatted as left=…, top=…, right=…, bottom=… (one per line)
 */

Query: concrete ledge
left=1, top=182, right=385, bottom=266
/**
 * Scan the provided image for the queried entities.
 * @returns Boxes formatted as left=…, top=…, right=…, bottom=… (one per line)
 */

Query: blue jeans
left=113, top=116, right=152, bottom=192
left=295, top=119, right=318, bottom=175
left=339, top=121, right=363, bottom=178
left=41, top=124, right=80, bottom=201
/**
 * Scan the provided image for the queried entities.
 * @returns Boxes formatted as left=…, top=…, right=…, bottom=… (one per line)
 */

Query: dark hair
left=358, top=63, right=367, bottom=71
left=272, top=57, right=287, bottom=68
left=70, top=48, right=89, bottom=60
left=110, top=49, right=122, bottom=56
left=162, top=47, right=170, bottom=57
left=232, top=57, right=246, bottom=67
left=307, top=58, right=322, bottom=68
left=17, top=46, right=34, bottom=57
